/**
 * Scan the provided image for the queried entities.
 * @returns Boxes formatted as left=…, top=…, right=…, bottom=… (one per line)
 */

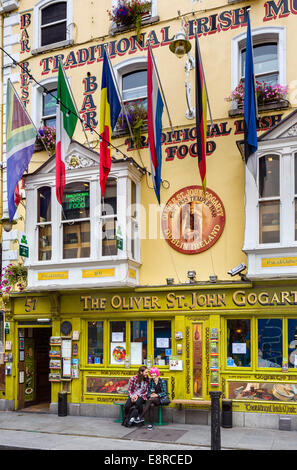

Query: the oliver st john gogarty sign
left=78, top=289, right=297, bottom=311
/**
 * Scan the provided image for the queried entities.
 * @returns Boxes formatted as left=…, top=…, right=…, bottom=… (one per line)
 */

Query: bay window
left=101, top=178, right=117, bottom=257
left=259, top=155, right=280, bottom=244
left=37, top=186, right=52, bottom=261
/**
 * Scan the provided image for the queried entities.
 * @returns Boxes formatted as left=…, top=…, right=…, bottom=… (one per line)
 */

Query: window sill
left=109, top=15, right=159, bottom=37
left=112, top=124, right=148, bottom=140
left=228, top=99, right=290, bottom=118
left=32, top=39, right=74, bottom=56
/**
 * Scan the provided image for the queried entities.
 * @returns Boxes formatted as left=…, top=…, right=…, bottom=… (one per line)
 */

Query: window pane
left=259, top=155, right=279, bottom=198
left=131, top=321, right=147, bottom=364
left=102, top=179, right=117, bottom=215
left=63, top=221, right=90, bottom=258
left=102, top=219, right=117, bottom=256
left=38, top=225, right=52, bottom=260
left=259, top=201, right=280, bottom=243
left=255, top=73, right=278, bottom=87
left=258, top=319, right=282, bottom=367
left=288, top=319, right=297, bottom=368
left=241, top=43, right=278, bottom=77
left=41, top=22, right=67, bottom=46
left=227, top=319, right=251, bottom=367
left=43, top=90, right=57, bottom=118
left=62, top=182, right=90, bottom=220
left=123, top=70, right=147, bottom=91
left=295, top=154, right=297, bottom=194
left=41, top=2, right=67, bottom=25
left=43, top=117, right=56, bottom=128
left=38, top=186, right=51, bottom=222
left=154, top=320, right=171, bottom=366
left=88, top=321, right=103, bottom=364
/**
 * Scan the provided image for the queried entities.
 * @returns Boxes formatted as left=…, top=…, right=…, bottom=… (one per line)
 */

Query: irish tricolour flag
left=56, top=62, right=78, bottom=204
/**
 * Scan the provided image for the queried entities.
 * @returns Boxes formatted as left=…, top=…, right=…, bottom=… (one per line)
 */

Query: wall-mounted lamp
left=209, top=275, right=217, bottom=283
left=169, top=15, right=195, bottom=120
left=187, top=270, right=197, bottom=283
left=166, top=278, right=174, bottom=286
left=0, top=217, right=17, bottom=232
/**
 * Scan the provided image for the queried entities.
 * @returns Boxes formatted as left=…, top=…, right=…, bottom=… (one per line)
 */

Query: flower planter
left=228, top=99, right=290, bottom=117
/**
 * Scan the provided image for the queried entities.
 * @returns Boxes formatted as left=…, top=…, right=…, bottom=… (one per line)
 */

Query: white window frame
left=113, top=56, right=148, bottom=104
left=33, top=0, right=73, bottom=52
left=230, top=26, right=286, bottom=109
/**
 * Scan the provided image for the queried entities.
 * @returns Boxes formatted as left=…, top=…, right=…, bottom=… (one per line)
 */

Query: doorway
left=18, top=327, right=52, bottom=411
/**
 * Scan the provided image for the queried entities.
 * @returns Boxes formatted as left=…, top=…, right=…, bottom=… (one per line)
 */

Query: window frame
left=33, top=0, right=73, bottom=52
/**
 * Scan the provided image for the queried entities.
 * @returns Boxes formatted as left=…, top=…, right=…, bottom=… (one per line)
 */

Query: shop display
left=210, top=328, right=219, bottom=386
left=229, top=382, right=297, bottom=402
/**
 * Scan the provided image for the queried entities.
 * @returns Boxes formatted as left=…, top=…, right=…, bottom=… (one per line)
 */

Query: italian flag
left=56, top=62, right=78, bottom=205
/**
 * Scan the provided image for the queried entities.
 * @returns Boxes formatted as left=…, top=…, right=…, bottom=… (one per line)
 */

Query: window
left=101, top=178, right=117, bottom=256
left=41, top=1, right=67, bottom=47
left=37, top=186, right=52, bottom=261
left=258, top=318, right=282, bottom=368
left=62, top=182, right=90, bottom=259
left=288, top=319, right=297, bottom=368
left=88, top=322, right=104, bottom=364
left=131, top=321, right=147, bottom=364
left=154, top=320, right=172, bottom=366
left=0, top=312, right=4, bottom=391
left=42, top=89, right=57, bottom=127
left=259, top=155, right=280, bottom=244
left=111, top=0, right=157, bottom=21
left=295, top=154, right=297, bottom=240
left=227, top=319, right=251, bottom=367
left=241, top=43, right=278, bottom=86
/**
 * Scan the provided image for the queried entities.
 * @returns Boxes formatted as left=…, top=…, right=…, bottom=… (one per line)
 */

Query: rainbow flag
left=6, top=79, right=37, bottom=222
left=195, top=33, right=207, bottom=194
left=99, top=49, right=121, bottom=197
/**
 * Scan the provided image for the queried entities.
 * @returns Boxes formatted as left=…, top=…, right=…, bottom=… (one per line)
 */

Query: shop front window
left=62, top=182, right=90, bottom=259
left=288, top=319, right=297, bottom=368
left=130, top=321, right=147, bottom=365
left=154, top=320, right=171, bottom=366
left=88, top=322, right=104, bottom=365
left=110, top=321, right=126, bottom=365
left=258, top=318, right=282, bottom=368
left=227, top=319, right=251, bottom=367
left=37, top=186, right=52, bottom=261
left=0, top=312, right=4, bottom=391
left=193, top=323, right=203, bottom=398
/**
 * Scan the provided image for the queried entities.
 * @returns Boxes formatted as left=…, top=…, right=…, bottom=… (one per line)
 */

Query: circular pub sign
left=161, top=186, right=225, bottom=254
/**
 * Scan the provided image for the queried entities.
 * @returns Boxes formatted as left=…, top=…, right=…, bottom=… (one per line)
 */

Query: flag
left=244, top=12, right=258, bottom=182
left=56, top=62, right=78, bottom=205
left=195, top=33, right=207, bottom=195
left=6, top=79, right=37, bottom=222
left=147, top=46, right=164, bottom=205
left=99, top=49, right=121, bottom=197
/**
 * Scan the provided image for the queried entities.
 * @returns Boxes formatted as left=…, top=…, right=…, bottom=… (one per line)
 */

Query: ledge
left=229, top=100, right=290, bottom=118
left=32, top=39, right=74, bottom=56
left=109, top=15, right=159, bottom=37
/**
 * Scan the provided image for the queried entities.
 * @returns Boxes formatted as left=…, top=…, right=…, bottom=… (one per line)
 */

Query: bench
left=114, top=400, right=168, bottom=426
left=172, top=399, right=211, bottom=409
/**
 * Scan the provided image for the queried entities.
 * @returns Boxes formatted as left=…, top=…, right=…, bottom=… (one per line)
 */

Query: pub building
left=1, top=0, right=297, bottom=429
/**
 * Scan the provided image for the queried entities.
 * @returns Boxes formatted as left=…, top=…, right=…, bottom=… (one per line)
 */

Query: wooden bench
left=172, top=399, right=211, bottom=409
left=114, top=400, right=168, bottom=426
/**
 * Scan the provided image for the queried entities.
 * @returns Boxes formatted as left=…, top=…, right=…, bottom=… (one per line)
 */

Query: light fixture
left=37, top=318, right=51, bottom=323
left=187, top=270, right=196, bottom=283
left=0, top=217, right=17, bottom=232
left=209, top=275, right=217, bottom=283
left=166, top=278, right=174, bottom=285
left=169, top=15, right=195, bottom=119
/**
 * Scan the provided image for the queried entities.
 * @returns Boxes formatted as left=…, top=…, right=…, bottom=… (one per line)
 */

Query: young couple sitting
left=122, top=366, right=167, bottom=430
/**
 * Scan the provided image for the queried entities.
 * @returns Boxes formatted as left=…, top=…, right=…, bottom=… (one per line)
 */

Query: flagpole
left=247, top=9, right=259, bottom=120
left=195, top=30, right=214, bottom=130
left=147, top=40, right=174, bottom=133
left=57, top=59, right=92, bottom=149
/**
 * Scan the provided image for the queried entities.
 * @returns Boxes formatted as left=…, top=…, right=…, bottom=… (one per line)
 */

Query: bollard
left=58, top=391, right=68, bottom=417
left=210, top=391, right=221, bottom=450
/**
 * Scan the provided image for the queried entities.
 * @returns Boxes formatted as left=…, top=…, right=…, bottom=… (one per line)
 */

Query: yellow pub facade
left=1, top=0, right=297, bottom=428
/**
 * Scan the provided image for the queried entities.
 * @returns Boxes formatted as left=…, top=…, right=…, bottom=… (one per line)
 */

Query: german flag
left=195, top=33, right=207, bottom=195
left=100, top=49, right=121, bottom=197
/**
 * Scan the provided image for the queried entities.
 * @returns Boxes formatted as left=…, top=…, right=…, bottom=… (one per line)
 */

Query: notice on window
left=62, top=339, right=72, bottom=359
left=156, top=337, right=169, bottom=348
left=131, top=342, right=142, bottom=365
left=112, top=332, right=124, bottom=342
left=62, top=358, right=71, bottom=377
left=232, top=343, right=246, bottom=354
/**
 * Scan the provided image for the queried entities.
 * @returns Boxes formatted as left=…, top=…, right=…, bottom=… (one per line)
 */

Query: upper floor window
left=259, top=155, right=280, bottom=244
left=41, top=1, right=67, bottom=47
left=241, top=43, right=278, bottom=86
left=43, top=89, right=57, bottom=127
left=38, top=186, right=52, bottom=261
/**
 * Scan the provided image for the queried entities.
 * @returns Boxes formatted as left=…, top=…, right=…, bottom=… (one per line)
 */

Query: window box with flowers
left=35, top=126, right=56, bottom=156
left=108, top=0, right=157, bottom=40
left=227, top=81, right=290, bottom=117
left=0, top=263, right=27, bottom=299
left=113, top=99, right=148, bottom=149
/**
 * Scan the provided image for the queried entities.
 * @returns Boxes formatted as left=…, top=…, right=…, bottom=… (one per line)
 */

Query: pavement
left=0, top=410, right=296, bottom=454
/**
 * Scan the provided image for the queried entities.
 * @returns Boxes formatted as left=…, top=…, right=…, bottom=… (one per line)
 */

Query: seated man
left=122, top=366, right=149, bottom=427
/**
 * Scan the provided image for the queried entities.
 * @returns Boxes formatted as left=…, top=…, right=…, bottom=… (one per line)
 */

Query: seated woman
left=122, top=366, right=149, bottom=427
left=136, top=367, right=167, bottom=429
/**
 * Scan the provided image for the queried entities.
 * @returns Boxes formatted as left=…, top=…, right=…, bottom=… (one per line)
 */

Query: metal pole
left=195, top=30, right=214, bottom=130
left=210, top=391, right=221, bottom=451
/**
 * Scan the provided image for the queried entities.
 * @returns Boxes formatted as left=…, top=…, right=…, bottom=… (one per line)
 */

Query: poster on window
left=131, top=342, right=142, bottom=365
left=110, top=342, right=126, bottom=365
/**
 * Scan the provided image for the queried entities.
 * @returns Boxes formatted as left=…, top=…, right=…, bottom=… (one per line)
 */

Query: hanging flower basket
left=37, top=126, right=56, bottom=156
left=116, top=100, right=148, bottom=148
left=108, top=0, right=152, bottom=40
left=226, top=80, right=289, bottom=112
left=0, top=262, right=27, bottom=294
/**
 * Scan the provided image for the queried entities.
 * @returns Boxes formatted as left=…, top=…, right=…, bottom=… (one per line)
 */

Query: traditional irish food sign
left=161, top=186, right=226, bottom=254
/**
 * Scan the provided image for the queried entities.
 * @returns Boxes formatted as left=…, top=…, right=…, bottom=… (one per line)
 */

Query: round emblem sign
left=161, top=186, right=226, bottom=254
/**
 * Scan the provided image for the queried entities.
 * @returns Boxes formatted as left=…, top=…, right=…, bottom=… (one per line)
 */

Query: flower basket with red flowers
left=108, top=0, right=152, bottom=40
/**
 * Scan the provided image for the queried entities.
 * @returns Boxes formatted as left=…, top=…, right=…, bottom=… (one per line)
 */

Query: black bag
left=159, top=395, right=170, bottom=406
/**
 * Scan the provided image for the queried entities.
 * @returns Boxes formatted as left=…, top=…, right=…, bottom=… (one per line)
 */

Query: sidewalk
left=0, top=410, right=296, bottom=451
